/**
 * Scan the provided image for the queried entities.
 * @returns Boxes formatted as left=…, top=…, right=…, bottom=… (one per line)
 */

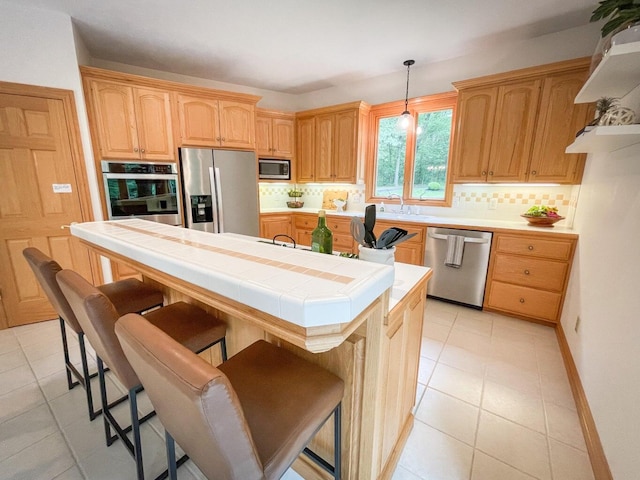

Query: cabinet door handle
left=528, top=245, right=534, bottom=251
left=524, top=269, right=530, bottom=275
left=216, top=137, right=221, bottom=141
left=519, top=298, right=525, bottom=303
left=488, top=171, right=494, bottom=176
left=481, top=171, right=487, bottom=176
left=531, top=170, right=537, bottom=175
left=133, top=147, right=139, bottom=152
left=222, top=137, right=226, bottom=142
left=140, top=148, right=145, bottom=153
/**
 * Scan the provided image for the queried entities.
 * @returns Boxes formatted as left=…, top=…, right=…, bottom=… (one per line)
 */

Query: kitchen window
left=366, top=92, right=457, bottom=207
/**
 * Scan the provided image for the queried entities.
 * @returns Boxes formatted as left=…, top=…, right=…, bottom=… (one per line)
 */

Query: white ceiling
left=19, top=0, right=599, bottom=94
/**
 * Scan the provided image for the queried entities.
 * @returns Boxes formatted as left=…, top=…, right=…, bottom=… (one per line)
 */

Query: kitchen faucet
left=387, top=193, right=404, bottom=212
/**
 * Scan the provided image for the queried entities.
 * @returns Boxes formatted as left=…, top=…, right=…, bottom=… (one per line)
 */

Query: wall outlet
left=574, top=315, right=581, bottom=333
left=488, top=198, right=498, bottom=210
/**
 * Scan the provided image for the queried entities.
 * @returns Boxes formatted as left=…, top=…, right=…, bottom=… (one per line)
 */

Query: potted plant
left=591, top=0, right=640, bottom=37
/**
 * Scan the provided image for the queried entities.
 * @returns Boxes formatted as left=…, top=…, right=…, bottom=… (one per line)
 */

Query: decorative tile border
left=106, top=221, right=354, bottom=284
left=454, top=191, right=571, bottom=206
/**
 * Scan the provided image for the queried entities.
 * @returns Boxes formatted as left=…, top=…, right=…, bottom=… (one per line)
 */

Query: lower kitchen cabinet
left=294, top=213, right=355, bottom=253
left=373, top=221, right=426, bottom=266
left=484, top=232, right=577, bottom=323
left=259, top=214, right=292, bottom=240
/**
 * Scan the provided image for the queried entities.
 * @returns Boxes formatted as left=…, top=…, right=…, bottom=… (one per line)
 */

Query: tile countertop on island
left=260, top=207, right=578, bottom=236
left=71, top=219, right=430, bottom=328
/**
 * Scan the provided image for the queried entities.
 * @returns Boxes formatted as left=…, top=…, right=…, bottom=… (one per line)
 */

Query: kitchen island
left=71, top=219, right=432, bottom=480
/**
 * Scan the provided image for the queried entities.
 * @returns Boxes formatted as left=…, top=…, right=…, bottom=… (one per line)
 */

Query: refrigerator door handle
left=209, top=166, right=224, bottom=233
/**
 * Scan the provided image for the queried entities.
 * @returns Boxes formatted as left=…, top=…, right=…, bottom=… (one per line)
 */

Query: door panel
left=0, top=92, right=94, bottom=327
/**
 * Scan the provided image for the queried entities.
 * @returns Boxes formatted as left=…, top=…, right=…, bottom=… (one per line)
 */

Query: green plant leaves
left=590, top=0, right=640, bottom=37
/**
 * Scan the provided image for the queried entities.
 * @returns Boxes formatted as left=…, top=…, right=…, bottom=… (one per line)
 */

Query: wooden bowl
left=521, top=215, right=565, bottom=227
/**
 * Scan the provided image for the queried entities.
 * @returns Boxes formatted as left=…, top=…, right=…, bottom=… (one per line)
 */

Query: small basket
left=287, top=201, right=304, bottom=209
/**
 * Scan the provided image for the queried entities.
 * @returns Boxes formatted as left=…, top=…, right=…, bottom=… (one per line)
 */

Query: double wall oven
left=101, top=160, right=181, bottom=226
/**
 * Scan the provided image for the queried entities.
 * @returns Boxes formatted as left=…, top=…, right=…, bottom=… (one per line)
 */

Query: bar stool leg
left=129, top=387, right=144, bottom=480
left=165, top=431, right=178, bottom=480
left=78, top=332, right=102, bottom=420
left=59, top=318, right=78, bottom=390
left=334, top=403, right=341, bottom=480
left=220, top=337, right=228, bottom=362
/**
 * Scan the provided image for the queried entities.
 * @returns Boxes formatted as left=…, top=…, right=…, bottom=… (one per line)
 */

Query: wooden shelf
left=565, top=125, right=640, bottom=153
left=575, top=41, right=640, bottom=103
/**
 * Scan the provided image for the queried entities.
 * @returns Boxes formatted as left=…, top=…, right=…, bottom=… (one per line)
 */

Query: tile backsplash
left=259, top=183, right=580, bottom=227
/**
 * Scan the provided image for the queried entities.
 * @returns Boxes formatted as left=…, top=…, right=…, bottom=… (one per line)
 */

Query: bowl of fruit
left=521, top=206, right=565, bottom=227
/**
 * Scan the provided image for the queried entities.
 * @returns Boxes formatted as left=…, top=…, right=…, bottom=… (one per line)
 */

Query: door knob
left=60, top=222, right=78, bottom=230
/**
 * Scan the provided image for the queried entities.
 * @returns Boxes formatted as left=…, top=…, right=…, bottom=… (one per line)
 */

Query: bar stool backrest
left=115, top=313, right=265, bottom=480
left=23, top=248, right=83, bottom=334
left=57, top=269, right=141, bottom=390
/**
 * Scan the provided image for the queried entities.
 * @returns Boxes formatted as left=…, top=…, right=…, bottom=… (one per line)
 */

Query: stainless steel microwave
left=258, top=158, right=290, bottom=180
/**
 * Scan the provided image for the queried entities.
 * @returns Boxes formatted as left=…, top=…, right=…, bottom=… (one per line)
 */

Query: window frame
left=365, top=91, right=457, bottom=208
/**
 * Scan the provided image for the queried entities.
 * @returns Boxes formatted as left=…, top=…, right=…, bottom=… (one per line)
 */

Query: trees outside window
left=367, top=92, right=456, bottom=207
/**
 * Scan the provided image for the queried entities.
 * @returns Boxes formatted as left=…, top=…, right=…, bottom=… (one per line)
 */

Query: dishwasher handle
left=428, top=232, right=490, bottom=244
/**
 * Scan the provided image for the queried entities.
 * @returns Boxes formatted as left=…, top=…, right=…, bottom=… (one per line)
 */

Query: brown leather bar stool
left=56, top=269, right=227, bottom=480
left=22, top=247, right=164, bottom=421
left=115, top=314, right=344, bottom=480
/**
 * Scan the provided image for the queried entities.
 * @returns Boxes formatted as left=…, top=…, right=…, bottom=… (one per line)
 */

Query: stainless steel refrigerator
left=179, top=148, right=259, bottom=237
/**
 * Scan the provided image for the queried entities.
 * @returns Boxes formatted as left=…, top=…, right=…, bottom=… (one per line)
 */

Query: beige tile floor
left=0, top=299, right=594, bottom=480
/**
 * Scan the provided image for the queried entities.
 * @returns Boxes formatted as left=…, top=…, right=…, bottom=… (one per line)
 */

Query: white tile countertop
left=71, top=219, right=429, bottom=328
left=260, top=207, right=578, bottom=235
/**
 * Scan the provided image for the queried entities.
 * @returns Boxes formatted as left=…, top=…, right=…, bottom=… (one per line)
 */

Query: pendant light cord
left=404, top=63, right=411, bottom=111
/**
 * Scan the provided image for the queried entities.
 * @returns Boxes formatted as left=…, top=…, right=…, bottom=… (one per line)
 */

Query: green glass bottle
left=311, top=210, right=333, bottom=254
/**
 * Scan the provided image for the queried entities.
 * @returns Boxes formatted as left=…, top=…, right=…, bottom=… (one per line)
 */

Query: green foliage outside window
left=374, top=108, right=453, bottom=201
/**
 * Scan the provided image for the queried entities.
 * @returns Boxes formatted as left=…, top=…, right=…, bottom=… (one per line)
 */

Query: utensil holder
left=358, top=245, right=395, bottom=265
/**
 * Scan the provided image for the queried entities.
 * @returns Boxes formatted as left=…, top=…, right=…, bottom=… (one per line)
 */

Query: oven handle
left=428, top=232, right=490, bottom=244
left=102, top=172, right=178, bottom=181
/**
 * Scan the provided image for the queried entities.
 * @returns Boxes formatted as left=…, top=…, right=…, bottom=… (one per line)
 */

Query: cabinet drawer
left=492, top=254, right=568, bottom=291
left=294, top=215, right=317, bottom=230
left=325, top=216, right=352, bottom=235
left=495, top=234, right=573, bottom=260
left=487, top=281, right=562, bottom=322
left=294, top=229, right=353, bottom=252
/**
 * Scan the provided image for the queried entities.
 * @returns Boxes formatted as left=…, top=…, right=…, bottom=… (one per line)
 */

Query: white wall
left=561, top=145, right=640, bottom=479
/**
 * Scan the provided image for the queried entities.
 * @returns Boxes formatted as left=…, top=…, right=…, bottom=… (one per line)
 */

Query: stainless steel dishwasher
left=424, top=227, right=493, bottom=308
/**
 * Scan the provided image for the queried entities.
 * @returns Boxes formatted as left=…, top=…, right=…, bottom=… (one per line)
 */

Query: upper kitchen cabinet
left=177, top=94, right=257, bottom=149
left=566, top=40, right=640, bottom=154
left=451, top=58, right=592, bottom=184
left=86, top=79, right=175, bottom=161
left=256, top=109, right=295, bottom=159
left=296, top=101, right=370, bottom=183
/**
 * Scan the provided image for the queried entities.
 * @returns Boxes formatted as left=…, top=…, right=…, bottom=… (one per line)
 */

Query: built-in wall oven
left=101, top=160, right=181, bottom=226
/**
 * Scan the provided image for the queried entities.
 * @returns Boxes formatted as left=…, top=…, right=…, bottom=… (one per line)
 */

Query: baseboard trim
left=556, top=323, right=613, bottom=480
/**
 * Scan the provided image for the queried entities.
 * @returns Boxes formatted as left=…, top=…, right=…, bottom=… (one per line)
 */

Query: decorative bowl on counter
left=521, top=215, right=565, bottom=227
left=286, top=201, right=304, bottom=209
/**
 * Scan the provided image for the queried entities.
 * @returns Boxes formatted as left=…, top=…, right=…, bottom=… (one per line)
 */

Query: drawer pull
left=519, top=298, right=525, bottom=303
left=524, top=270, right=530, bottom=275
left=528, top=245, right=534, bottom=251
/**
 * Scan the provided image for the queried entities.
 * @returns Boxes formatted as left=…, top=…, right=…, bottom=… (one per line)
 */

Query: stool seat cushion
left=143, top=302, right=226, bottom=354
left=98, top=278, right=163, bottom=317
left=219, top=340, right=344, bottom=479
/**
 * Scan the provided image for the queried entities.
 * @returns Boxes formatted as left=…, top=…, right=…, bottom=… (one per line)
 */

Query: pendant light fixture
left=398, top=59, right=415, bottom=130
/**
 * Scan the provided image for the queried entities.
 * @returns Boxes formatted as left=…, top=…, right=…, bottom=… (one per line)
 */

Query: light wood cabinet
left=373, top=220, right=426, bottom=266
left=256, top=109, right=295, bottom=159
left=88, top=80, right=175, bottom=160
left=529, top=72, right=593, bottom=183
left=296, top=102, right=369, bottom=183
left=293, top=213, right=355, bottom=253
left=177, top=94, right=256, bottom=149
left=452, top=58, right=592, bottom=184
left=484, top=232, right=577, bottom=323
left=259, top=213, right=292, bottom=240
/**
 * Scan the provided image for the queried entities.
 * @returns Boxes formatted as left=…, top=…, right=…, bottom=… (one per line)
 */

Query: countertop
left=260, top=207, right=578, bottom=236
left=71, top=219, right=430, bottom=328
